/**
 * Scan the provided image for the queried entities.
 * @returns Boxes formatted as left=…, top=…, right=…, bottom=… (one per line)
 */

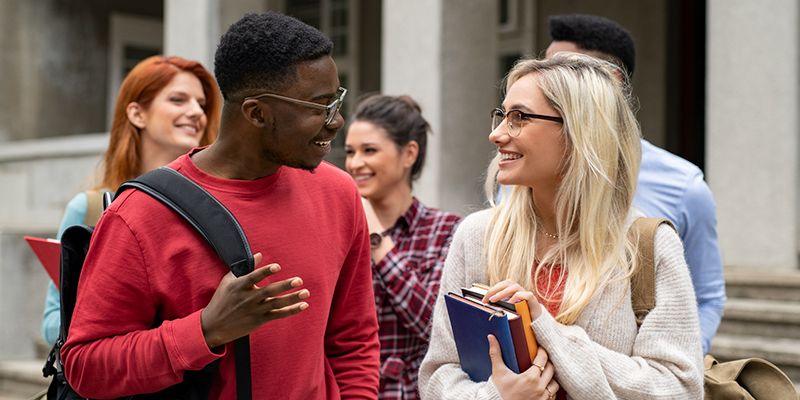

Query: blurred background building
left=0, top=0, right=797, bottom=394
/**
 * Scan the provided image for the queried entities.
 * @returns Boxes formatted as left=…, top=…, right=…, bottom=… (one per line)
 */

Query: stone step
left=0, top=360, right=48, bottom=399
left=710, top=333, right=800, bottom=385
left=718, top=298, right=800, bottom=339
left=725, top=269, right=800, bottom=302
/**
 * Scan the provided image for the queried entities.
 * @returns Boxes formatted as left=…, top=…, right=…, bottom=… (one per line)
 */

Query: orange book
left=513, top=299, right=538, bottom=361
left=24, top=236, right=61, bottom=288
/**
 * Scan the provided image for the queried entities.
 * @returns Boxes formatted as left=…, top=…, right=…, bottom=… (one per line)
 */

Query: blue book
left=444, top=292, right=521, bottom=381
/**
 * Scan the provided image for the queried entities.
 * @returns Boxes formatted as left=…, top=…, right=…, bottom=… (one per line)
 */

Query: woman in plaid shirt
left=345, top=95, right=462, bottom=399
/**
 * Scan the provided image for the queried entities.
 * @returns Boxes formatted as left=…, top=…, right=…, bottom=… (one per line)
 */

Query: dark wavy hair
left=214, top=12, right=333, bottom=100
left=351, top=94, right=431, bottom=182
left=549, top=14, right=636, bottom=80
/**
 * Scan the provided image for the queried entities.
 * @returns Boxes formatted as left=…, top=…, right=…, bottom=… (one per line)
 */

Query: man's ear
left=610, top=67, right=626, bottom=84
left=402, top=140, right=420, bottom=169
left=241, top=99, right=271, bottom=128
left=126, top=102, right=147, bottom=129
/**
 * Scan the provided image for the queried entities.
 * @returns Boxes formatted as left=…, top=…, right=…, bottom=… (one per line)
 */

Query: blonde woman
left=418, top=53, right=703, bottom=399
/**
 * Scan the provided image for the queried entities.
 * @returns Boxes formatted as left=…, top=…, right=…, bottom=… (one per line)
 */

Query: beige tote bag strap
left=83, top=190, right=104, bottom=226
left=629, top=217, right=676, bottom=326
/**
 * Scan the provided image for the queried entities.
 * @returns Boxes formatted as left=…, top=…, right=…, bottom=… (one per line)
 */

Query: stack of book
left=444, top=283, right=538, bottom=382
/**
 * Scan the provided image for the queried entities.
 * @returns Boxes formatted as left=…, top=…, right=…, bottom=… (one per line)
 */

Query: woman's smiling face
left=345, top=120, right=413, bottom=201
left=133, top=71, right=208, bottom=155
left=489, top=72, right=566, bottom=190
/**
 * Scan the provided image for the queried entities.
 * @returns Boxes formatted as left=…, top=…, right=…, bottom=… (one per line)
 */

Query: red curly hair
left=97, top=55, right=220, bottom=190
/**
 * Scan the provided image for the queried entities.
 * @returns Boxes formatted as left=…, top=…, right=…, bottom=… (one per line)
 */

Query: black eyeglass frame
left=244, top=87, right=348, bottom=126
left=491, top=108, right=563, bottom=137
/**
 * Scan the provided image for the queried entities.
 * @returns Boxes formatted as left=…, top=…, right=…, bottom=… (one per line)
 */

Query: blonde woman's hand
left=483, top=280, right=543, bottom=320
left=489, top=336, right=560, bottom=400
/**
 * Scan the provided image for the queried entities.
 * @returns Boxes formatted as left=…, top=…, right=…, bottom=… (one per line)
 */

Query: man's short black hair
left=549, top=14, right=635, bottom=79
left=214, top=12, right=333, bottom=100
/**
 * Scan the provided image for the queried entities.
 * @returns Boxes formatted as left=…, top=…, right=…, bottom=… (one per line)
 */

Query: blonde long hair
left=484, top=53, right=642, bottom=324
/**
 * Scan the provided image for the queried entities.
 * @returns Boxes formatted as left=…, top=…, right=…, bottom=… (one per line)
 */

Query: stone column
left=164, top=0, right=220, bottom=70
left=382, top=0, right=498, bottom=215
left=706, top=0, right=799, bottom=270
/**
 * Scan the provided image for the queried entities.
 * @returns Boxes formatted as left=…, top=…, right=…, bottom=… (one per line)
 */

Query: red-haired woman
left=41, top=55, right=221, bottom=346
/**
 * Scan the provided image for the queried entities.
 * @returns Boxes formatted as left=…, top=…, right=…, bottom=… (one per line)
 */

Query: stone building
left=0, top=0, right=797, bottom=363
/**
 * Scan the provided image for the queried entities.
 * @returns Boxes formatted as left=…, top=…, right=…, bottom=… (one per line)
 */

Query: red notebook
left=24, top=236, right=61, bottom=288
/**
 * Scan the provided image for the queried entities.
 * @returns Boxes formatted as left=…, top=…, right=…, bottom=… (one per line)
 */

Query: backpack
left=629, top=218, right=797, bottom=400
left=42, top=167, right=254, bottom=400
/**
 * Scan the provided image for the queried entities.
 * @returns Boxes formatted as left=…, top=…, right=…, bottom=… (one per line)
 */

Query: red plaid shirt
left=373, top=198, right=461, bottom=400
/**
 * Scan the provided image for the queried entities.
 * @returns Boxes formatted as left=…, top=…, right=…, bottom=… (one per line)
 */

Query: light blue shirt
left=41, top=192, right=88, bottom=347
left=635, top=139, right=725, bottom=354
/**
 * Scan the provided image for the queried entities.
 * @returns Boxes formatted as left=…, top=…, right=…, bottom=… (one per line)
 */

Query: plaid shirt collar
left=388, top=197, right=423, bottom=235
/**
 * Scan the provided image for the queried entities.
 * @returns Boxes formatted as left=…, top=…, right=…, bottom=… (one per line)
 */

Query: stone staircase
left=711, top=268, right=800, bottom=391
left=0, top=360, right=47, bottom=400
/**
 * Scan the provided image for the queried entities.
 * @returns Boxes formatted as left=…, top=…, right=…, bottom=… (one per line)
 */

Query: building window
left=122, top=46, right=161, bottom=77
left=284, top=0, right=358, bottom=168
left=330, top=0, right=349, bottom=56
left=498, top=53, right=521, bottom=100
left=285, top=0, right=321, bottom=27
left=498, top=0, right=519, bottom=33
left=107, top=13, right=163, bottom=124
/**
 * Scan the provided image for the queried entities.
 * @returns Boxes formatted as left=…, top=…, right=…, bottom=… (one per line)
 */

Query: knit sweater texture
left=418, top=209, right=703, bottom=399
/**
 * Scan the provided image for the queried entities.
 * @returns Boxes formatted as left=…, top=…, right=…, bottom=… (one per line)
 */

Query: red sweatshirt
left=61, top=152, right=380, bottom=399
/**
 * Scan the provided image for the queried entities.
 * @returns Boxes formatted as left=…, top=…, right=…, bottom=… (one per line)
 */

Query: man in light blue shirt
left=545, top=14, right=725, bottom=353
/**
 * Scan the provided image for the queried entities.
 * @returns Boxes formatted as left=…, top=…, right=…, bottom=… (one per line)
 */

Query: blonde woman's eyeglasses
left=491, top=108, right=563, bottom=137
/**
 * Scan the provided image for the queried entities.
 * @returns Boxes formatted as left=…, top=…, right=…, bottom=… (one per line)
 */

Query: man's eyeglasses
left=245, top=87, right=348, bottom=126
left=491, top=108, right=563, bottom=137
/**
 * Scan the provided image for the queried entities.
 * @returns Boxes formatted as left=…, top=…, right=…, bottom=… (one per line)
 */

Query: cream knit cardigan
left=418, top=209, right=704, bottom=399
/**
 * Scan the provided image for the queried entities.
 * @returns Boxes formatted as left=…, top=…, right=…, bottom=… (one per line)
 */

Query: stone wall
left=0, top=134, right=105, bottom=358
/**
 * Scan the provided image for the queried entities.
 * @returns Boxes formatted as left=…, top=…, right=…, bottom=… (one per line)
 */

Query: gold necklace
left=540, top=229, right=559, bottom=239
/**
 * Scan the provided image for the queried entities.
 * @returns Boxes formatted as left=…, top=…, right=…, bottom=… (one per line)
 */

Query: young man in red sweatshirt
left=61, top=12, right=380, bottom=399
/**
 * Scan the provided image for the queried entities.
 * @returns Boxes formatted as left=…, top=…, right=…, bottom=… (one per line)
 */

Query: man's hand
left=489, top=336, right=559, bottom=400
left=201, top=252, right=309, bottom=349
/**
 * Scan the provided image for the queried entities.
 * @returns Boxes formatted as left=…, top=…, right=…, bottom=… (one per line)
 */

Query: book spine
left=507, top=317, right=533, bottom=371
left=514, top=300, right=538, bottom=362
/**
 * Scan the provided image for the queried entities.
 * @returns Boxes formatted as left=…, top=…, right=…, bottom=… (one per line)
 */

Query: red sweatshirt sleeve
left=324, top=190, right=380, bottom=399
left=60, top=210, right=222, bottom=398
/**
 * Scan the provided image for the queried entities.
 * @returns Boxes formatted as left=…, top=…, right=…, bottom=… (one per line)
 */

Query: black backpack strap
left=116, top=167, right=253, bottom=400
left=116, top=167, right=254, bottom=277
left=234, top=337, right=252, bottom=399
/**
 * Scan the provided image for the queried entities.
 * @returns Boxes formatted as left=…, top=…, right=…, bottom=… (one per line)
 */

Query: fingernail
left=269, top=264, right=280, bottom=273
left=299, top=302, right=309, bottom=310
left=298, top=289, right=310, bottom=299
left=291, top=278, right=303, bottom=287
